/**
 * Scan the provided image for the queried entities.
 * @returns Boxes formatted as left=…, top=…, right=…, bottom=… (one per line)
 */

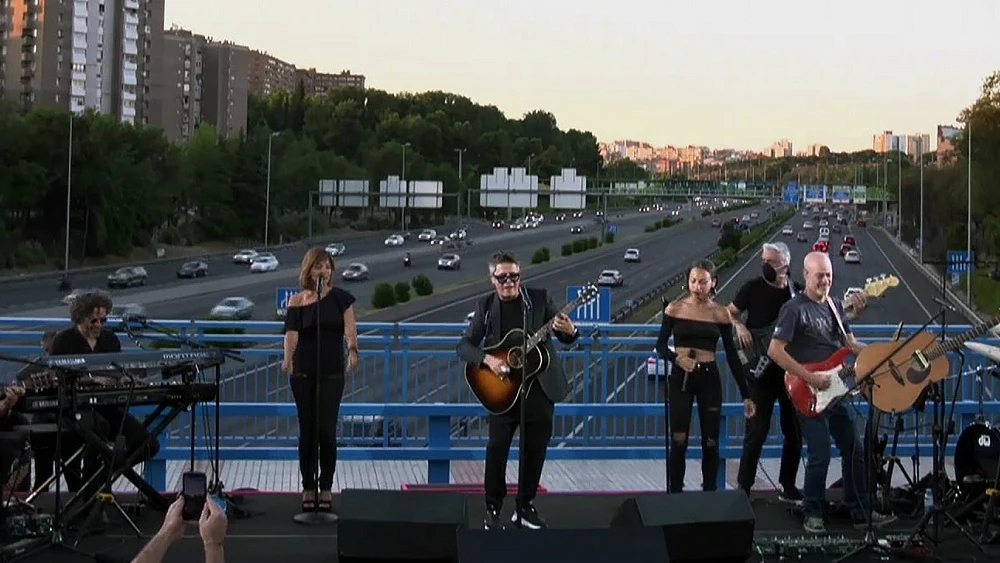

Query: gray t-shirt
left=772, top=293, right=850, bottom=364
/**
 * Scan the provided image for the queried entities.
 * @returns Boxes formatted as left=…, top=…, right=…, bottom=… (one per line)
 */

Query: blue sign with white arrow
left=947, top=250, right=976, bottom=274
left=783, top=182, right=801, bottom=204
left=276, top=286, right=299, bottom=317
left=567, top=285, right=612, bottom=323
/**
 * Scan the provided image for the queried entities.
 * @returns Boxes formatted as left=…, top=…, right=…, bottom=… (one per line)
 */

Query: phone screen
left=182, top=472, right=207, bottom=521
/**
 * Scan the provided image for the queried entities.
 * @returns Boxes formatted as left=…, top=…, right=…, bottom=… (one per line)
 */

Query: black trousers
left=485, top=381, right=554, bottom=509
left=666, top=362, right=723, bottom=493
left=33, top=407, right=159, bottom=492
left=290, top=375, right=346, bottom=491
left=736, top=362, right=802, bottom=493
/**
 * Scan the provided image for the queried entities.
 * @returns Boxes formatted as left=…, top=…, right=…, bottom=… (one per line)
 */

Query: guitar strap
left=826, top=297, right=849, bottom=343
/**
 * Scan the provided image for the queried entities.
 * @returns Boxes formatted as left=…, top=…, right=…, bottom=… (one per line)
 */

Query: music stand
left=293, top=278, right=337, bottom=526
left=135, top=317, right=249, bottom=520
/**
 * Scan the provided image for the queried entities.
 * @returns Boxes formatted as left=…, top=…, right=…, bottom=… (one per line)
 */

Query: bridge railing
left=0, top=319, right=993, bottom=489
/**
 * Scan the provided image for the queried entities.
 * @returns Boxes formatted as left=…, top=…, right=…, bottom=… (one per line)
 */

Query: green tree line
left=0, top=86, right=602, bottom=269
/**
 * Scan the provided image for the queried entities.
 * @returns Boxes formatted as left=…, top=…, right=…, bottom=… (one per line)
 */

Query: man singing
left=767, top=252, right=896, bottom=533
left=49, top=292, right=160, bottom=490
left=456, top=251, right=579, bottom=530
left=729, top=242, right=804, bottom=503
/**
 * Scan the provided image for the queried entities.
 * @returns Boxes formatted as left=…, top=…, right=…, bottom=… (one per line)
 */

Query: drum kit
left=868, top=340, right=1000, bottom=547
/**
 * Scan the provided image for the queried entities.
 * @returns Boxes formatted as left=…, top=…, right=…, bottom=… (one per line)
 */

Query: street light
left=918, top=137, right=924, bottom=263
left=265, top=131, right=282, bottom=248
left=967, top=125, right=973, bottom=303
left=63, top=114, right=74, bottom=273
left=401, top=142, right=411, bottom=231
left=455, top=148, right=467, bottom=219
left=896, top=147, right=901, bottom=242
left=454, top=148, right=466, bottom=181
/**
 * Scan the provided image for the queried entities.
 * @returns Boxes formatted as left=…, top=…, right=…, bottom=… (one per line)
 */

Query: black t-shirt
left=772, top=293, right=851, bottom=365
left=50, top=327, right=122, bottom=355
left=732, top=277, right=804, bottom=329
left=498, top=296, right=526, bottom=336
left=283, top=288, right=356, bottom=377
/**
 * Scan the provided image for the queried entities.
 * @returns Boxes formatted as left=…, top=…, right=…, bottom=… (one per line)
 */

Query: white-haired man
left=767, top=251, right=895, bottom=533
left=728, top=242, right=805, bottom=503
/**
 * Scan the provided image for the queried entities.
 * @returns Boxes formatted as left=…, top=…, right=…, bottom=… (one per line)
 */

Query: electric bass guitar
left=782, top=275, right=899, bottom=416
left=464, top=283, right=599, bottom=415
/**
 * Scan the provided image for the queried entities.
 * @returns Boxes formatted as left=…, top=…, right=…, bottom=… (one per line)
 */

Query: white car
left=342, top=262, right=370, bottom=282
left=844, top=250, right=861, bottom=264
left=597, top=269, right=624, bottom=287
left=437, top=253, right=461, bottom=270
left=325, top=243, right=345, bottom=256
left=819, top=227, right=830, bottom=238
left=384, top=234, right=405, bottom=247
left=250, top=255, right=279, bottom=272
left=844, top=287, right=864, bottom=301
left=232, top=249, right=258, bottom=264
left=418, top=229, right=436, bottom=241
left=623, top=249, right=641, bottom=263
left=465, top=311, right=475, bottom=324
left=781, top=225, right=794, bottom=235
left=646, top=348, right=668, bottom=379
left=210, top=297, right=255, bottom=319
left=509, top=222, right=524, bottom=231
left=803, top=221, right=815, bottom=230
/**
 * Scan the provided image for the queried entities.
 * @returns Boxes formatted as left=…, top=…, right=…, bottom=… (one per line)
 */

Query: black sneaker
left=778, top=485, right=804, bottom=505
left=512, top=503, right=547, bottom=530
left=484, top=506, right=503, bottom=530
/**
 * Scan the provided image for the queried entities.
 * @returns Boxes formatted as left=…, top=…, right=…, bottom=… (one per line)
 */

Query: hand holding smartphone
left=181, top=471, right=207, bottom=521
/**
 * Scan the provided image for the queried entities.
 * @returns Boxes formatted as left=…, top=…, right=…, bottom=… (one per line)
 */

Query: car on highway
left=812, top=241, right=829, bottom=253
left=844, top=287, right=864, bottom=301
left=210, top=297, right=255, bottom=320
left=844, top=235, right=856, bottom=246
left=418, top=229, right=437, bottom=241
left=711, top=218, right=722, bottom=228
left=62, top=288, right=102, bottom=305
left=325, top=243, right=346, bottom=256
left=449, top=229, right=468, bottom=240
left=554, top=213, right=566, bottom=221
left=844, top=250, right=861, bottom=264
left=796, top=232, right=808, bottom=242
left=597, top=269, right=624, bottom=287
left=249, top=254, right=279, bottom=273
left=646, top=347, right=670, bottom=379
left=570, top=225, right=583, bottom=234
left=803, top=221, right=815, bottom=230
left=107, top=266, right=148, bottom=288
left=342, top=263, right=370, bottom=282
left=384, top=234, right=405, bottom=247
left=437, top=253, right=462, bottom=270
left=176, top=261, right=208, bottom=279
left=781, top=225, right=794, bottom=235
left=856, top=219, right=867, bottom=227
left=832, top=224, right=842, bottom=233
left=819, top=227, right=830, bottom=238
left=430, top=235, right=449, bottom=246
left=509, top=221, right=525, bottom=231
left=572, top=211, right=583, bottom=218
left=232, top=249, right=258, bottom=264
left=623, top=249, right=641, bottom=263
left=491, top=220, right=505, bottom=229
left=819, top=219, right=829, bottom=227
left=108, top=303, right=147, bottom=330
left=839, top=243, right=854, bottom=256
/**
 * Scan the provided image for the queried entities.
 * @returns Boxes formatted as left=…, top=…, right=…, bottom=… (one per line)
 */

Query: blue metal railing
left=0, top=318, right=993, bottom=489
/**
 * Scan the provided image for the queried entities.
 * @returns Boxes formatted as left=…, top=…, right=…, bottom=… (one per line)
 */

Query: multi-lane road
left=559, top=215, right=980, bottom=446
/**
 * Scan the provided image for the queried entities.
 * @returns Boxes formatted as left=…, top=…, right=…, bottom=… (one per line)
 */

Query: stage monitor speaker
left=457, top=528, right=669, bottom=562
left=610, top=490, right=754, bottom=563
left=337, top=489, right=468, bottom=563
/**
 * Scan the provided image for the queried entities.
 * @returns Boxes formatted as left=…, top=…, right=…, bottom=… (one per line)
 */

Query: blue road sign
left=567, top=285, right=612, bottom=323
left=805, top=184, right=827, bottom=203
left=831, top=185, right=852, bottom=203
left=782, top=182, right=801, bottom=203
left=947, top=250, right=976, bottom=274
left=608, top=224, right=619, bottom=234
left=276, top=286, right=299, bottom=316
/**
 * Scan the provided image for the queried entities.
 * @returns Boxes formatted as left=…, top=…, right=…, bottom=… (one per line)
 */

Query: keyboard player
left=48, top=292, right=160, bottom=490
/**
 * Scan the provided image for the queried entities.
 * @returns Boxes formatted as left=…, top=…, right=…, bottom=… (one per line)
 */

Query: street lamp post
left=63, top=115, right=74, bottom=273
left=967, top=126, right=973, bottom=304
left=401, top=142, right=410, bottom=231
left=896, top=148, right=901, bottom=242
left=455, top=148, right=466, bottom=218
left=918, top=138, right=924, bottom=263
left=265, top=131, right=280, bottom=247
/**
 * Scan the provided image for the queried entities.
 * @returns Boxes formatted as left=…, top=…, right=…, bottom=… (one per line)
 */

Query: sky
left=163, top=0, right=1000, bottom=153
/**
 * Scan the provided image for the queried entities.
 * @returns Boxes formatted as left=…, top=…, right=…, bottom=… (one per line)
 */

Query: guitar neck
left=926, top=313, right=1000, bottom=361
left=525, top=301, right=578, bottom=350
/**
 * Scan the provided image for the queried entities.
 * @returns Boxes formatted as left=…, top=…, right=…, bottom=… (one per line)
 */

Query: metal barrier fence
left=0, top=318, right=995, bottom=489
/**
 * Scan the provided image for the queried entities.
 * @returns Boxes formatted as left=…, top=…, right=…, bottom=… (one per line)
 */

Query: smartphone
left=181, top=471, right=207, bottom=521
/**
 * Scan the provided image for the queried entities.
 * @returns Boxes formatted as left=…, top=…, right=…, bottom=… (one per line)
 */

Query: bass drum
left=954, top=422, right=1000, bottom=498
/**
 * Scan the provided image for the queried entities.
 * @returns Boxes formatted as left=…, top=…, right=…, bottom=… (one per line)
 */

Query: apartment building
left=872, top=130, right=906, bottom=153
left=907, top=133, right=931, bottom=158
left=295, top=67, right=364, bottom=96
left=937, top=125, right=961, bottom=166
left=200, top=40, right=248, bottom=138
left=0, top=0, right=162, bottom=123
left=247, top=49, right=295, bottom=97
left=764, top=139, right=793, bottom=158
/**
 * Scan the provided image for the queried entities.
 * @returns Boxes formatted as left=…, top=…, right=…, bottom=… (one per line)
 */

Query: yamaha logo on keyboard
left=161, top=352, right=210, bottom=361
left=49, top=357, right=85, bottom=366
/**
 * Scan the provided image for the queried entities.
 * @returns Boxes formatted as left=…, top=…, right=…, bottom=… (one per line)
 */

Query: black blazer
left=456, top=286, right=579, bottom=404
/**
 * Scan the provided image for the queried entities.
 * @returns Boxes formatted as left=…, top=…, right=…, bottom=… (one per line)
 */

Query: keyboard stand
left=61, top=402, right=185, bottom=525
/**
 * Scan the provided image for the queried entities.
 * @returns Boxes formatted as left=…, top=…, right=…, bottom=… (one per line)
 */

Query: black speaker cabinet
left=337, top=489, right=468, bottom=563
left=610, top=490, right=754, bottom=563
left=457, top=528, right=669, bottom=563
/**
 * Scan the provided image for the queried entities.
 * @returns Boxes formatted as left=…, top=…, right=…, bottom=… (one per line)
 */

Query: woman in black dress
left=282, top=247, right=359, bottom=513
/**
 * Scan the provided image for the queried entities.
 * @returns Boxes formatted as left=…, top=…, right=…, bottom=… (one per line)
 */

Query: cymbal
left=964, top=342, right=1000, bottom=364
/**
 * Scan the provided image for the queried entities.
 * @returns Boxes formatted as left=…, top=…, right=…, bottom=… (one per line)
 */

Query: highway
left=557, top=213, right=979, bottom=447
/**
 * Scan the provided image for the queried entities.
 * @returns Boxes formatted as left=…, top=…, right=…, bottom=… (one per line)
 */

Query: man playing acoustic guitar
left=767, top=251, right=896, bottom=533
left=456, top=251, right=579, bottom=531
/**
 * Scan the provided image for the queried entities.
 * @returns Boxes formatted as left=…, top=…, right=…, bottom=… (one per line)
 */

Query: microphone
left=317, top=276, right=325, bottom=294
left=681, top=349, right=696, bottom=393
left=932, top=297, right=956, bottom=312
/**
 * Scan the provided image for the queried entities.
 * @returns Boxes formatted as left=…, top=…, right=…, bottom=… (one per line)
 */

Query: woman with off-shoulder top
left=656, top=259, right=754, bottom=493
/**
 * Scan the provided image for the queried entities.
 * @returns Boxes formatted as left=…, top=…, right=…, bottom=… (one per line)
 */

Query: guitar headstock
left=573, top=282, right=600, bottom=307
left=862, top=274, right=898, bottom=298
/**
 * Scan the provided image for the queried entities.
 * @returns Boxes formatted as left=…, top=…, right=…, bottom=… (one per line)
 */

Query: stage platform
left=7, top=491, right=998, bottom=562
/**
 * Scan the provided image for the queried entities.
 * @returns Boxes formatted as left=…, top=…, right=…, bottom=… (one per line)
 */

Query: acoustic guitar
left=782, top=275, right=898, bottom=417
left=464, top=283, right=599, bottom=414
left=862, top=312, right=1000, bottom=414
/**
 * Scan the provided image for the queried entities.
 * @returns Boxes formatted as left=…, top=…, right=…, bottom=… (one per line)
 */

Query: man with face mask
left=728, top=242, right=806, bottom=503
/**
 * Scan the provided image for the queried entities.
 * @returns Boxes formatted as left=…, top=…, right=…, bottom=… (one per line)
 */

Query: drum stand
left=950, top=365, right=1000, bottom=543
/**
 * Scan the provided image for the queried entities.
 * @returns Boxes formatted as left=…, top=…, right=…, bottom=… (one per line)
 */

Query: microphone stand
left=293, top=277, right=337, bottom=525
left=512, top=288, right=531, bottom=527
left=128, top=317, right=252, bottom=520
